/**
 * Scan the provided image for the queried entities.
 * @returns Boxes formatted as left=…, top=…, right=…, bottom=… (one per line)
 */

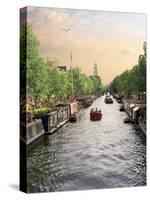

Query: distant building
left=57, top=65, right=67, bottom=72
left=94, top=63, right=98, bottom=76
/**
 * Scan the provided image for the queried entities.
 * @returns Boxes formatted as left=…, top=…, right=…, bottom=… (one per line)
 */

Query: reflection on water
left=27, top=96, right=146, bottom=193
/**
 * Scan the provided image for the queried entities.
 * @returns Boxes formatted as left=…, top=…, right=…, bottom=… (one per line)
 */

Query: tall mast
left=62, top=27, right=73, bottom=98
left=70, top=51, right=74, bottom=97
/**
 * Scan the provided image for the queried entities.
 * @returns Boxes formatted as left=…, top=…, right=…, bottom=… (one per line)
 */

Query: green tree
left=20, top=23, right=48, bottom=107
left=111, top=42, right=146, bottom=96
left=72, top=68, right=85, bottom=95
left=46, top=61, right=72, bottom=100
left=89, top=75, right=102, bottom=94
left=20, top=23, right=104, bottom=109
left=138, top=41, right=146, bottom=91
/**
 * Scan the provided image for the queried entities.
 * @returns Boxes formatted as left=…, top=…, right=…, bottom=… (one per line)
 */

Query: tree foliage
left=111, top=42, right=146, bottom=96
left=20, top=24, right=103, bottom=109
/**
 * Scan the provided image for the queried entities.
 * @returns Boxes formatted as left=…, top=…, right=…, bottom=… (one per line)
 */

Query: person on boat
left=90, top=108, right=94, bottom=113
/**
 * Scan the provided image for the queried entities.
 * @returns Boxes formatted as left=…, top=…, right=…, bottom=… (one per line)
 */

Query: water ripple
left=27, top=96, right=146, bottom=192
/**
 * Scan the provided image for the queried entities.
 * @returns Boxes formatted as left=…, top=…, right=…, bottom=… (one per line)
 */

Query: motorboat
left=104, top=95, right=113, bottom=104
left=116, top=95, right=123, bottom=103
left=90, top=108, right=102, bottom=121
left=119, top=105, right=125, bottom=111
left=124, top=117, right=131, bottom=123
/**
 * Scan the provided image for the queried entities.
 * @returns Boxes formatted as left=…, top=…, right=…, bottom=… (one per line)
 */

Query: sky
left=25, top=6, right=146, bottom=84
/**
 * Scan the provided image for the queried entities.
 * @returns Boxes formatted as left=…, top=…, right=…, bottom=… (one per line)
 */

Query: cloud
left=26, top=7, right=146, bottom=84
left=121, top=50, right=130, bottom=55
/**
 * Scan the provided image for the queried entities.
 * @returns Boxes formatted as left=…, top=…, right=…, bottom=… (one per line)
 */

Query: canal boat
left=69, top=113, right=77, bottom=123
left=20, top=118, right=45, bottom=145
left=115, top=95, right=123, bottom=103
left=124, top=117, right=132, bottom=123
left=104, top=95, right=113, bottom=104
left=139, top=116, right=146, bottom=135
left=69, top=101, right=78, bottom=122
left=77, top=95, right=93, bottom=108
left=90, top=108, right=102, bottom=121
left=119, top=104, right=125, bottom=111
left=116, top=98, right=122, bottom=103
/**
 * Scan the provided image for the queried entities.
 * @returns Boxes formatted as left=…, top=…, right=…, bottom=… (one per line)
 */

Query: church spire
left=94, top=62, right=98, bottom=76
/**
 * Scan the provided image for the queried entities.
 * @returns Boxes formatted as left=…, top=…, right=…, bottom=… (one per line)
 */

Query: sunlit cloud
left=27, top=6, right=146, bottom=84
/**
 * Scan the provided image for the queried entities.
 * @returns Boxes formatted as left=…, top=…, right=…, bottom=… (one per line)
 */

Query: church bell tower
left=94, top=63, right=98, bottom=76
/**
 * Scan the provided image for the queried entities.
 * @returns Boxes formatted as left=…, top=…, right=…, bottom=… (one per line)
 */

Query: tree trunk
left=34, top=96, right=38, bottom=108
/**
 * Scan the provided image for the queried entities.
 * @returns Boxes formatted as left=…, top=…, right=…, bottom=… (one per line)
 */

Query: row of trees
left=20, top=24, right=102, bottom=109
left=110, top=42, right=146, bottom=97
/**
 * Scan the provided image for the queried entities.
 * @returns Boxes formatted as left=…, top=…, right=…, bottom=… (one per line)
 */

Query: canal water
left=27, top=96, right=146, bottom=193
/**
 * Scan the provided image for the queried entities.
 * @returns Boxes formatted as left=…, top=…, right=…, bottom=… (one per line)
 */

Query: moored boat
left=104, top=95, right=113, bottom=104
left=139, top=116, right=146, bottom=135
left=124, top=117, right=132, bottom=123
left=69, top=113, right=77, bottom=123
left=119, top=104, right=125, bottom=111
